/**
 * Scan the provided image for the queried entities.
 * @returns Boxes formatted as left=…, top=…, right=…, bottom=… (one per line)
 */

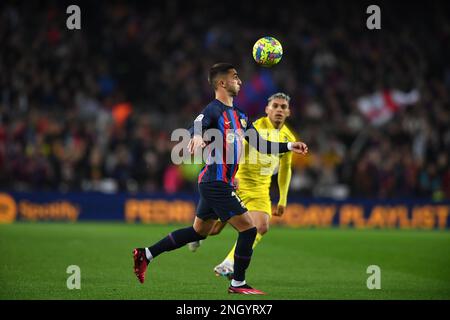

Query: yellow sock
left=252, top=232, right=263, bottom=249
left=225, top=233, right=263, bottom=263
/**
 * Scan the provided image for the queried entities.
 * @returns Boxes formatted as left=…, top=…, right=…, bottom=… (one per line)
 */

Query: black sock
left=233, top=227, right=257, bottom=282
left=148, top=226, right=206, bottom=258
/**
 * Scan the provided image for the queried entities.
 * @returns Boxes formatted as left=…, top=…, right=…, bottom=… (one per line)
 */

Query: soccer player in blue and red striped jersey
left=133, top=63, right=308, bottom=294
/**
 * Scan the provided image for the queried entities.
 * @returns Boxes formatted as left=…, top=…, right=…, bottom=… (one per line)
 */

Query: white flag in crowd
left=357, top=89, right=420, bottom=126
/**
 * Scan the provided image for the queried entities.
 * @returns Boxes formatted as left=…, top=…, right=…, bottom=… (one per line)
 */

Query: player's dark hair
left=208, top=63, right=235, bottom=89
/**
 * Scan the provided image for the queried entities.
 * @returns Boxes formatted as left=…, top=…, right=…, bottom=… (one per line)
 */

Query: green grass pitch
left=0, top=222, right=449, bottom=300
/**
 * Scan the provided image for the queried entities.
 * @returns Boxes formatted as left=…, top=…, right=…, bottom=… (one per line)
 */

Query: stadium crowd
left=1, top=1, right=449, bottom=200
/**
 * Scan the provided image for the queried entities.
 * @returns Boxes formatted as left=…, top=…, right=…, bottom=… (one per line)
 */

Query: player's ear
left=286, top=107, right=291, bottom=117
left=265, top=105, right=270, bottom=115
left=217, top=75, right=226, bottom=88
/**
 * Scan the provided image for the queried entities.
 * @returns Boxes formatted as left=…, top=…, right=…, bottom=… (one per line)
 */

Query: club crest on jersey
left=240, top=119, right=247, bottom=128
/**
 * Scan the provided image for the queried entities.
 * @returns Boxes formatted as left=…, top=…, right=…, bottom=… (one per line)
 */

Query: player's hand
left=290, top=141, right=308, bottom=155
left=188, top=135, right=206, bottom=154
left=273, top=205, right=286, bottom=217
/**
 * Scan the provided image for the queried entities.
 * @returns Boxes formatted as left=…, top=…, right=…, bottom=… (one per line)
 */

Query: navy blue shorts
left=196, top=181, right=248, bottom=222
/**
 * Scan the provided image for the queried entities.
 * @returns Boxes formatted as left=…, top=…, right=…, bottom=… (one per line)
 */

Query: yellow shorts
left=236, top=189, right=272, bottom=217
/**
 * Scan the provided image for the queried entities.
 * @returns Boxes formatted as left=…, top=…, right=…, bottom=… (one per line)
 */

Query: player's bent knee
left=193, top=225, right=210, bottom=238
left=257, top=223, right=269, bottom=235
left=208, top=221, right=226, bottom=236
left=196, top=230, right=209, bottom=238
left=208, top=228, right=220, bottom=236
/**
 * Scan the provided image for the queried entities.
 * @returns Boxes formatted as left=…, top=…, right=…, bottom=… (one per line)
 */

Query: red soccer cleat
left=133, top=248, right=149, bottom=283
left=228, top=284, right=266, bottom=295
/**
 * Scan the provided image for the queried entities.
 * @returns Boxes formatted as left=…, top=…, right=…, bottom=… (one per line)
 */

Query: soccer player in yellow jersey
left=188, top=92, right=299, bottom=279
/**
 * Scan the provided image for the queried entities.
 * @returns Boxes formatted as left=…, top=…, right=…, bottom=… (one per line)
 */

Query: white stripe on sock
left=145, top=248, right=153, bottom=261
left=231, top=279, right=246, bottom=287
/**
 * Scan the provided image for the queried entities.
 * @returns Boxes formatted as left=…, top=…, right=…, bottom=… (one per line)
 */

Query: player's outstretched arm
left=246, top=125, right=308, bottom=155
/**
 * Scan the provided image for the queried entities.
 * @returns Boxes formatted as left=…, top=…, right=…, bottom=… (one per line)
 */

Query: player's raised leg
left=188, top=220, right=226, bottom=252
left=133, top=217, right=216, bottom=283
